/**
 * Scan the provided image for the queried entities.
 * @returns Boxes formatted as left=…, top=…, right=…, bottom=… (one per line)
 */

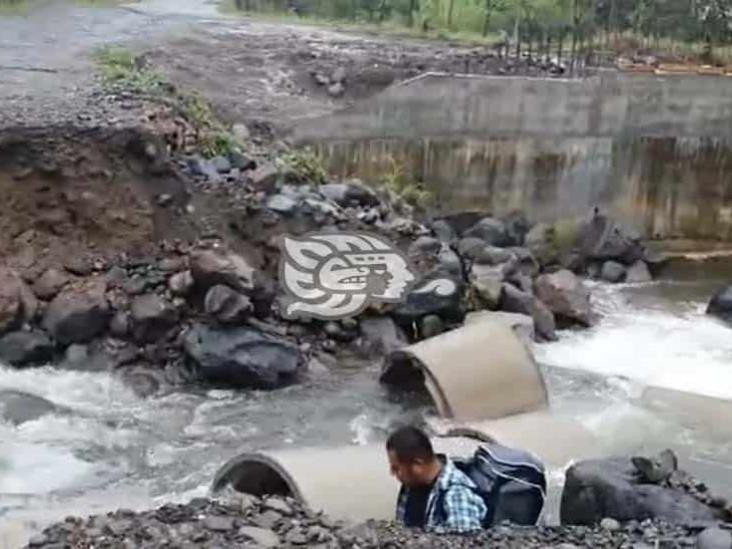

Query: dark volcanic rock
left=471, top=245, right=515, bottom=266
left=578, top=214, right=644, bottom=265
left=601, top=260, right=627, bottom=283
left=204, top=285, right=253, bottom=324
left=183, top=324, right=304, bottom=389
left=462, top=217, right=511, bottom=247
left=130, top=294, right=178, bottom=343
left=707, top=286, right=732, bottom=325
left=42, top=279, right=110, bottom=345
left=407, top=236, right=442, bottom=258
left=318, top=182, right=380, bottom=208
left=359, top=316, right=407, bottom=356
left=501, top=283, right=557, bottom=341
left=534, top=269, right=594, bottom=327
left=391, top=272, right=463, bottom=325
left=0, top=330, right=54, bottom=366
left=190, top=249, right=257, bottom=294
left=430, top=219, right=456, bottom=243
left=561, top=457, right=723, bottom=526
left=503, top=211, right=531, bottom=246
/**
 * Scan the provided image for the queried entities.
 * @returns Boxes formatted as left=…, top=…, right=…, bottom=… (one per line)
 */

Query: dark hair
left=386, top=426, right=434, bottom=463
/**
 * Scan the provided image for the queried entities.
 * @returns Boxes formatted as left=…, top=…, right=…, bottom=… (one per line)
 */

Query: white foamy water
left=536, top=282, right=732, bottom=401
left=3, top=275, right=732, bottom=543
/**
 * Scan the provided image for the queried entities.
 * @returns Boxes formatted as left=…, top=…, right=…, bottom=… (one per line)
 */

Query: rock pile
left=562, top=450, right=732, bottom=526
left=23, top=496, right=728, bottom=549
left=0, top=164, right=663, bottom=397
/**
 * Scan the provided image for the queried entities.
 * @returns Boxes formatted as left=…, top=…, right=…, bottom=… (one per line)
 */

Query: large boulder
left=464, top=310, right=535, bottom=344
left=561, top=457, right=723, bottom=526
left=204, top=285, right=253, bottom=324
left=601, top=261, right=627, bottom=283
left=509, top=247, right=540, bottom=277
left=0, top=389, right=59, bottom=425
left=184, top=324, right=304, bottom=389
left=577, top=214, right=643, bottom=265
left=525, top=219, right=582, bottom=267
left=469, top=262, right=514, bottom=310
left=430, top=219, right=456, bottom=243
left=503, top=211, right=531, bottom=247
left=359, top=316, right=407, bottom=356
left=500, top=284, right=557, bottom=341
left=462, top=217, right=511, bottom=247
left=42, top=279, right=110, bottom=345
left=706, top=286, right=732, bottom=325
left=0, top=331, right=54, bottom=367
left=190, top=249, right=257, bottom=294
left=626, top=260, right=652, bottom=283
left=0, top=268, right=37, bottom=335
left=318, top=182, right=380, bottom=208
left=696, top=528, right=732, bottom=549
left=471, top=245, right=515, bottom=266
left=534, top=269, right=594, bottom=327
left=391, top=271, right=463, bottom=325
left=433, top=211, right=486, bottom=236
left=130, top=294, right=178, bottom=343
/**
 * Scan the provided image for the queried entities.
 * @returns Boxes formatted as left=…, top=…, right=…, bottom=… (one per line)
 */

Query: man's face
left=388, top=450, right=428, bottom=487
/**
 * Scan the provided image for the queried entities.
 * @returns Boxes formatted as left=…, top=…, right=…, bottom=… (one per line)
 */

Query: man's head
left=386, top=426, right=439, bottom=487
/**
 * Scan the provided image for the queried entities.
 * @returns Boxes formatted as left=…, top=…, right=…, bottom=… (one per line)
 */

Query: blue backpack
left=449, top=442, right=547, bottom=527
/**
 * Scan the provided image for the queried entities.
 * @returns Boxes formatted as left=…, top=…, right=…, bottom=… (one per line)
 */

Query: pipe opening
left=211, top=454, right=297, bottom=499
left=380, top=350, right=445, bottom=413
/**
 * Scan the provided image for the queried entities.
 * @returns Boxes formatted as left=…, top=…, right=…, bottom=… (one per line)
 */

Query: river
left=2, top=258, right=732, bottom=546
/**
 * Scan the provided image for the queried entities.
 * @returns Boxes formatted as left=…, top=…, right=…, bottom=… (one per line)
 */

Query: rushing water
left=2, top=259, right=732, bottom=544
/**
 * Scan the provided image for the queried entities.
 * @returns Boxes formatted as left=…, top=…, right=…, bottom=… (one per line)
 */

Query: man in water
left=386, top=426, right=486, bottom=533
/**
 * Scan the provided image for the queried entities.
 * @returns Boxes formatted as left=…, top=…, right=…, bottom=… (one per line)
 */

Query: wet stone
left=203, top=515, right=235, bottom=532
left=252, top=510, right=281, bottom=530
left=238, top=525, right=280, bottom=547
left=264, top=497, right=293, bottom=516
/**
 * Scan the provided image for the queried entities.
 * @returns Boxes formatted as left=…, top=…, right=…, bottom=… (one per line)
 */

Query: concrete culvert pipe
left=211, top=437, right=482, bottom=522
left=427, top=411, right=601, bottom=469
left=380, top=319, right=548, bottom=421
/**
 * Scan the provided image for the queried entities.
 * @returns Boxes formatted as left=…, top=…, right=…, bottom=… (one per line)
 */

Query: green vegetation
left=0, top=0, right=137, bottom=13
left=379, top=156, right=434, bottom=210
left=278, top=148, right=328, bottom=184
left=94, top=46, right=239, bottom=157
left=95, top=46, right=167, bottom=94
left=227, top=0, right=732, bottom=64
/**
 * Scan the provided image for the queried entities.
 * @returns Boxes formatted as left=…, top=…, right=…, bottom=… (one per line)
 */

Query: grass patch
left=94, top=46, right=167, bottom=95
left=379, top=156, right=433, bottom=210
left=278, top=148, right=328, bottom=185
left=94, top=46, right=241, bottom=158
left=0, top=0, right=33, bottom=15
left=219, top=1, right=501, bottom=46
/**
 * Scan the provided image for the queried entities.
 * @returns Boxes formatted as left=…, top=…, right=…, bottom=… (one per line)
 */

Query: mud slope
left=0, top=127, right=198, bottom=273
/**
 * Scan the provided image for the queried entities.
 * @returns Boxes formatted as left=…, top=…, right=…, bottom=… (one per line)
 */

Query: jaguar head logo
left=279, top=231, right=418, bottom=320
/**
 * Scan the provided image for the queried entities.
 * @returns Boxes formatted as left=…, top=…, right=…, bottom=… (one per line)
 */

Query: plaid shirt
left=395, top=456, right=487, bottom=534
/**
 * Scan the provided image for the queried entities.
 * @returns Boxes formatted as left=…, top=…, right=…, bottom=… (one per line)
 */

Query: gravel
left=25, top=496, right=728, bottom=549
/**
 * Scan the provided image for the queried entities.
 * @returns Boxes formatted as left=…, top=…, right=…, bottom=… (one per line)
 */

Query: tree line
left=233, top=0, right=732, bottom=62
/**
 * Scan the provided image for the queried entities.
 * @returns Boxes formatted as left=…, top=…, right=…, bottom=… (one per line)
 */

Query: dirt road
left=1, top=0, right=556, bottom=134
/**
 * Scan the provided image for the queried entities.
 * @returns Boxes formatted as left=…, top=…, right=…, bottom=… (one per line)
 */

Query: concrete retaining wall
left=294, top=72, right=732, bottom=240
